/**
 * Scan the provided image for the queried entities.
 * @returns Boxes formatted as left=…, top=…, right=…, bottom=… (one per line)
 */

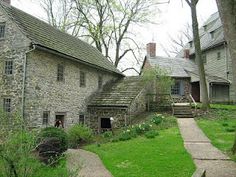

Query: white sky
left=11, top=0, right=218, bottom=75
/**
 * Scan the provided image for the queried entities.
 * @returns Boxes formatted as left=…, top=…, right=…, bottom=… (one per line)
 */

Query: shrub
left=67, top=124, right=93, bottom=148
left=133, top=123, right=152, bottom=135
left=222, top=123, right=229, bottom=127
left=102, top=131, right=113, bottom=138
left=37, top=127, right=68, bottom=153
left=225, top=127, right=235, bottom=132
left=145, top=130, right=159, bottom=139
left=151, top=114, right=164, bottom=125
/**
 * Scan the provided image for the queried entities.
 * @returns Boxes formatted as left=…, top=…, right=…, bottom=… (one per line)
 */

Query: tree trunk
left=216, top=0, right=236, bottom=154
left=187, top=0, right=210, bottom=110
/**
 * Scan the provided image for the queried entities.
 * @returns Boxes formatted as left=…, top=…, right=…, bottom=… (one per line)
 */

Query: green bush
left=37, top=127, right=68, bottom=152
left=145, top=130, right=159, bottom=139
left=225, top=127, right=235, bottom=132
left=102, top=131, right=113, bottom=138
left=222, top=123, right=229, bottom=127
left=133, top=123, right=152, bottom=135
left=67, top=124, right=93, bottom=148
left=151, top=114, right=163, bottom=125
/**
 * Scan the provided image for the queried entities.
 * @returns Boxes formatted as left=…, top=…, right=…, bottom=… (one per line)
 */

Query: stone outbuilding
left=88, top=77, right=147, bottom=132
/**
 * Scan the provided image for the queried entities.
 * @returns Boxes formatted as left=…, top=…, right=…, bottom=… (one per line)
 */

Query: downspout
left=22, top=44, right=36, bottom=119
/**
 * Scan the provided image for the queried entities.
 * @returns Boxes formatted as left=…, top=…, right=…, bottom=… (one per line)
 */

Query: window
left=0, top=23, right=5, bottom=39
left=57, top=64, right=64, bottom=81
left=203, top=25, right=207, bottom=31
left=79, top=115, right=85, bottom=124
left=43, top=111, right=50, bottom=126
left=3, top=98, right=11, bottom=112
left=98, top=76, right=103, bottom=89
left=5, top=60, right=13, bottom=75
left=210, top=31, right=215, bottom=39
left=171, top=82, right=180, bottom=95
left=202, top=54, right=207, bottom=64
left=189, top=41, right=193, bottom=48
left=217, top=52, right=221, bottom=60
left=80, top=71, right=86, bottom=87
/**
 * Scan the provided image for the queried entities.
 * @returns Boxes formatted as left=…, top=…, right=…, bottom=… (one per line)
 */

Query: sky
left=11, top=0, right=218, bottom=75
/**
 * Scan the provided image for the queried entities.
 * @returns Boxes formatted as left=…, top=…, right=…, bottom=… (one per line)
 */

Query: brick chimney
left=183, top=49, right=190, bottom=59
left=2, top=0, right=11, bottom=4
left=146, top=42, right=156, bottom=57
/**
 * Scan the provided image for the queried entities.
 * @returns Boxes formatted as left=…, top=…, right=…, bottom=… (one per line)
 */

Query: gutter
left=22, top=44, right=36, bottom=119
left=34, top=44, right=124, bottom=77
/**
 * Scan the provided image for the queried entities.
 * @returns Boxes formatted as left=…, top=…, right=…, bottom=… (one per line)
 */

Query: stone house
left=0, top=1, right=127, bottom=129
left=177, top=12, right=235, bottom=103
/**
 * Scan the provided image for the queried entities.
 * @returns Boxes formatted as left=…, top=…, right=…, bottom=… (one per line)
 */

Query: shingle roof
left=177, top=12, right=225, bottom=57
left=0, top=2, right=122, bottom=75
left=147, top=56, right=197, bottom=78
left=88, top=77, right=145, bottom=107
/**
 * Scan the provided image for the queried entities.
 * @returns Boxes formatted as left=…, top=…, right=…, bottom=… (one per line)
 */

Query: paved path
left=67, top=149, right=113, bottom=177
left=177, top=118, right=236, bottom=177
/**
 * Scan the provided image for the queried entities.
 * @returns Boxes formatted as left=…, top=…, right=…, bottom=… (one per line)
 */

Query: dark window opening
left=57, top=64, right=64, bottom=81
left=5, top=60, right=13, bottom=75
left=171, top=82, right=180, bottom=95
left=189, top=41, right=193, bottom=48
left=43, top=111, right=50, bottom=126
left=101, top=118, right=111, bottom=129
left=0, top=23, right=5, bottom=39
left=3, top=98, right=11, bottom=112
left=98, top=76, right=103, bottom=89
left=79, top=114, right=85, bottom=124
left=80, top=71, right=86, bottom=87
left=210, top=31, right=215, bottom=39
left=217, top=52, right=221, bottom=60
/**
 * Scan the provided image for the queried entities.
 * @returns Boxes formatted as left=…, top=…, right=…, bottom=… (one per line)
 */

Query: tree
left=216, top=0, right=236, bottom=154
left=39, top=0, right=166, bottom=68
left=185, top=0, right=210, bottom=110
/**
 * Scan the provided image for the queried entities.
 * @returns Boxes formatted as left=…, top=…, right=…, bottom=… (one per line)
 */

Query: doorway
left=55, top=113, right=66, bottom=128
left=191, top=82, right=200, bottom=102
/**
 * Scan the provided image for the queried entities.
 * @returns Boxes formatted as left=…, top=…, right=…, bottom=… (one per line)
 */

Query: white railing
left=189, top=94, right=197, bottom=115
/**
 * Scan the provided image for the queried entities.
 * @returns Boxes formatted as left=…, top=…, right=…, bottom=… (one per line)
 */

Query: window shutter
left=180, top=81, right=185, bottom=96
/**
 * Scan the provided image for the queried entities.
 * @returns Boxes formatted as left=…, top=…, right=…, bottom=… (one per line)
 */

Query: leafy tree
left=39, top=0, right=164, bottom=68
left=216, top=0, right=236, bottom=154
left=184, top=0, right=210, bottom=110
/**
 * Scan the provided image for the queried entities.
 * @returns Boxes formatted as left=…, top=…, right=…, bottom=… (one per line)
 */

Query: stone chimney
left=183, top=49, right=190, bottom=59
left=2, top=0, right=11, bottom=4
left=146, top=42, right=156, bottom=57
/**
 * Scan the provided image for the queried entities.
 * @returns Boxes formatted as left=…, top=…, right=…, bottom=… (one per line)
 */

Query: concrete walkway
left=67, top=149, right=113, bottom=177
left=177, top=118, right=236, bottom=177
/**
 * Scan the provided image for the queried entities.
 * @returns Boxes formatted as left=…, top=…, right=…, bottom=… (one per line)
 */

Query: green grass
left=196, top=105, right=236, bottom=161
left=85, top=127, right=195, bottom=177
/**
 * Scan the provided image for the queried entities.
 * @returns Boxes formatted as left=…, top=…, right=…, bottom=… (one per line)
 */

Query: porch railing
left=189, top=94, right=197, bottom=115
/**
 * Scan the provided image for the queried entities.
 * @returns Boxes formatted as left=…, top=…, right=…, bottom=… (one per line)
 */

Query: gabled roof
left=0, top=2, right=122, bottom=75
left=88, top=77, right=145, bottom=107
left=144, top=56, right=197, bottom=78
left=177, top=12, right=225, bottom=57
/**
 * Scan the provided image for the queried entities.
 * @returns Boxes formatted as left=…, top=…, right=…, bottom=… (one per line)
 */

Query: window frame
left=43, top=111, right=50, bottom=126
left=98, top=75, right=103, bottom=89
left=80, top=71, right=86, bottom=87
left=171, top=81, right=180, bottom=95
left=57, top=64, right=64, bottom=82
left=4, top=60, right=13, bottom=75
left=0, top=22, right=6, bottom=39
left=3, top=98, right=11, bottom=112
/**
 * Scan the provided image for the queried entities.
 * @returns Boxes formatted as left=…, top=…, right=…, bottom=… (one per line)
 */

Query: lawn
left=85, top=127, right=195, bottom=177
left=197, top=104, right=236, bottom=161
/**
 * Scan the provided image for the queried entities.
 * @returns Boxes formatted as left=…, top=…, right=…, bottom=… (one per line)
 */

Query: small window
left=171, top=82, right=180, bottom=95
left=203, top=25, right=207, bottom=31
left=57, top=64, right=64, bottom=81
left=210, top=31, right=215, bottom=39
left=217, top=52, right=221, bottom=60
left=189, top=41, right=193, bottom=48
left=5, top=60, right=13, bottom=75
left=202, top=54, right=207, bottom=64
left=0, top=23, right=5, bottom=39
left=43, top=111, right=50, bottom=126
left=80, top=71, right=86, bottom=87
left=98, top=76, right=103, bottom=89
left=3, top=98, right=11, bottom=112
left=79, top=115, right=85, bottom=124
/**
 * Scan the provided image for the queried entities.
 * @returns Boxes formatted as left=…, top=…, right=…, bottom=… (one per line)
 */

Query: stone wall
left=0, top=6, right=31, bottom=113
left=24, top=49, right=120, bottom=128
